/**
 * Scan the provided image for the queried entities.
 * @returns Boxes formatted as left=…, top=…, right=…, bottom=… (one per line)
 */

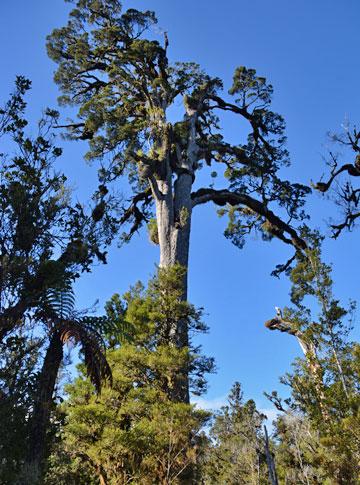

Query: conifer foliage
left=46, top=266, right=213, bottom=484
left=203, top=382, right=269, bottom=484
left=1, top=2, right=359, bottom=484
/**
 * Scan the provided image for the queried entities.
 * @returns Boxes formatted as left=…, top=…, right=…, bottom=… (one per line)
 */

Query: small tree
left=203, top=382, right=269, bottom=485
left=273, top=412, right=325, bottom=485
left=46, top=266, right=213, bottom=484
left=47, top=0, right=310, bottom=402
left=21, top=281, right=112, bottom=484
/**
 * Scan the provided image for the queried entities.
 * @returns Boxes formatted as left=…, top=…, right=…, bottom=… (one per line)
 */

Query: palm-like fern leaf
left=55, top=316, right=112, bottom=392
left=43, top=280, right=75, bottom=320
left=42, top=282, right=117, bottom=392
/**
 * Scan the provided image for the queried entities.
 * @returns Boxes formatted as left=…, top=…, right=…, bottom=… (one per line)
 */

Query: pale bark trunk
left=153, top=171, right=193, bottom=403
left=304, top=345, right=330, bottom=422
left=330, top=341, right=349, bottom=400
left=309, top=257, right=350, bottom=401
left=156, top=176, right=192, bottom=275
left=296, top=336, right=330, bottom=423
left=150, top=106, right=198, bottom=404
left=266, top=317, right=330, bottom=422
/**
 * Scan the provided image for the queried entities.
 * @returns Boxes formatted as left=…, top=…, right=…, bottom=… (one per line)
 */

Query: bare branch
left=119, top=188, right=153, bottom=239
left=331, top=210, right=360, bottom=238
left=191, top=188, right=307, bottom=251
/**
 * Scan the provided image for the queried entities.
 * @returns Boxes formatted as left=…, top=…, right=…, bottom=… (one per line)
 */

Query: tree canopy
left=0, top=77, right=109, bottom=341
left=46, top=0, right=311, bottom=402
left=47, top=0, right=309, bottom=262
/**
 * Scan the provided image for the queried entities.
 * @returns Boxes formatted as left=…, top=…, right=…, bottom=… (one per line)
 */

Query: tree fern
left=41, top=281, right=114, bottom=391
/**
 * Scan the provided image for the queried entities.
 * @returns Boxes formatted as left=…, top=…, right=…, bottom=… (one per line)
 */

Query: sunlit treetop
left=47, top=0, right=310, bottom=257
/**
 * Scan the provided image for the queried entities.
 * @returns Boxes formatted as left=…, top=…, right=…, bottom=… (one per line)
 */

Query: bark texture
left=24, top=331, right=63, bottom=483
left=154, top=171, right=193, bottom=403
left=265, top=315, right=330, bottom=422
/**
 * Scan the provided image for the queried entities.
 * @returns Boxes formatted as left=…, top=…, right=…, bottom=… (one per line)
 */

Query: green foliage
left=147, top=217, right=159, bottom=245
left=2, top=5, right=358, bottom=483
left=273, top=412, right=326, bottom=484
left=285, top=229, right=356, bottom=414
left=267, top=230, right=360, bottom=484
left=43, top=280, right=76, bottom=320
left=47, top=0, right=310, bottom=250
left=46, top=266, right=213, bottom=483
left=203, top=382, right=269, bottom=484
left=0, top=78, right=109, bottom=340
left=0, top=331, right=42, bottom=483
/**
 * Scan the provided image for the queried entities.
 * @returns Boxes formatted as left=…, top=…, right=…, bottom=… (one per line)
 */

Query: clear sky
left=1, top=0, right=360, bottom=412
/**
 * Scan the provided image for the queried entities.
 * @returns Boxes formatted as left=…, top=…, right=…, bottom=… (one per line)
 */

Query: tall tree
left=0, top=77, right=109, bottom=341
left=265, top=229, right=360, bottom=484
left=47, top=0, right=309, bottom=401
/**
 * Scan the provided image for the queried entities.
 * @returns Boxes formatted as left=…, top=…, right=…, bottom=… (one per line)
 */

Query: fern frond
left=56, top=318, right=112, bottom=392
left=79, top=315, right=134, bottom=344
left=43, top=280, right=75, bottom=320
left=43, top=282, right=133, bottom=392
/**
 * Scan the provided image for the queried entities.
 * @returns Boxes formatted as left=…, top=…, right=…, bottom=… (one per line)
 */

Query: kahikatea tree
left=45, top=266, right=212, bottom=484
left=0, top=77, right=110, bottom=341
left=314, top=122, right=360, bottom=238
left=47, top=0, right=309, bottom=401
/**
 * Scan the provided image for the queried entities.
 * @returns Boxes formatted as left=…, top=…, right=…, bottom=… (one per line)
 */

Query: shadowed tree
left=21, top=281, right=112, bottom=484
left=47, top=0, right=310, bottom=401
left=0, top=77, right=110, bottom=341
left=0, top=330, right=42, bottom=483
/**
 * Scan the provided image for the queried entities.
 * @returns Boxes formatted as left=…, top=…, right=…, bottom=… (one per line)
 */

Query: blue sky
left=1, top=0, right=360, bottom=412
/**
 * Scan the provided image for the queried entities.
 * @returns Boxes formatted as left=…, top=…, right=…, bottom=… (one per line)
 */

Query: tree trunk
left=296, top=337, right=330, bottom=423
left=154, top=171, right=193, bottom=404
left=152, top=107, right=198, bottom=404
left=23, top=331, right=63, bottom=483
left=264, top=425, right=279, bottom=485
left=330, top=342, right=349, bottom=400
left=265, top=318, right=330, bottom=423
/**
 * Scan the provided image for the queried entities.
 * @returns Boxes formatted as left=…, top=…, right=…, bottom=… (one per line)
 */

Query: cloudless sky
left=1, top=0, right=360, bottom=411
